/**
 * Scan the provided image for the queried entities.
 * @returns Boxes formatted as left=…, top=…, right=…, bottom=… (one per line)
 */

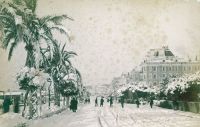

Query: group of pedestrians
left=95, top=97, right=105, bottom=107
left=135, top=98, right=154, bottom=108
left=94, top=96, right=154, bottom=109
left=95, top=96, right=114, bottom=107
left=120, top=96, right=154, bottom=109
left=84, top=98, right=90, bottom=104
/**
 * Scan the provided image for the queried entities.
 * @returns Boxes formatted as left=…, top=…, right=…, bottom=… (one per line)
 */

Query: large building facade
left=131, top=46, right=200, bottom=86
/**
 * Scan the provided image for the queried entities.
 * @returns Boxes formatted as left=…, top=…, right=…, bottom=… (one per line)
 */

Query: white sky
left=1, top=0, right=200, bottom=90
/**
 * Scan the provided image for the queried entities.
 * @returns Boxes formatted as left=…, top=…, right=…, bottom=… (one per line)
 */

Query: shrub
left=158, top=100, right=173, bottom=109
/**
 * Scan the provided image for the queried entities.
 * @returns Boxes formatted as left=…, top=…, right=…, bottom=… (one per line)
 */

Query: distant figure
left=136, top=99, right=140, bottom=108
left=70, top=97, right=78, bottom=112
left=100, top=97, right=104, bottom=107
left=110, top=97, right=113, bottom=107
left=120, top=96, right=125, bottom=108
left=107, top=98, right=110, bottom=102
left=3, top=96, right=12, bottom=113
left=150, top=99, right=154, bottom=108
left=95, top=97, right=98, bottom=107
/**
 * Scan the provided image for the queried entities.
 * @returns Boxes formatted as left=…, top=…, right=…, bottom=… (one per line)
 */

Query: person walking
left=120, top=96, right=124, bottom=108
left=136, top=99, right=140, bottom=108
left=110, top=97, right=113, bottom=107
left=100, top=97, right=104, bottom=107
left=150, top=99, right=154, bottom=108
left=95, top=97, right=98, bottom=107
left=74, top=98, right=78, bottom=112
left=70, top=97, right=78, bottom=112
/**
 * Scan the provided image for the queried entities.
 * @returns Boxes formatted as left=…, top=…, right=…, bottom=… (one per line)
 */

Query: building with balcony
left=139, top=46, right=200, bottom=86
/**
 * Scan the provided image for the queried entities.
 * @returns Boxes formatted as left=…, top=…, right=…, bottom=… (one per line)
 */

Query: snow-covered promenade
left=15, top=102, right=200, bottom=127
left=1, top=101, right=200, bottom=127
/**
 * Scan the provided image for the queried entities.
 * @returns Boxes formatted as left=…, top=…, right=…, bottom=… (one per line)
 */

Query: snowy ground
left=28, top=102, right=200, bottom=127
left=1, top=101, right=200, bottom=127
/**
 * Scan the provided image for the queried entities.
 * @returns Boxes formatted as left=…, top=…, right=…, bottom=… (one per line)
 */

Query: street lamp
left=47, top=78, right=52, bottom=109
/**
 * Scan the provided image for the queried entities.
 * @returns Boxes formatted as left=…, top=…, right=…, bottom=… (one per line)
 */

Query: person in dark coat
left=100, top=97, right=104, bottom=107
left=70, top=97, right=78, bottom=112
left=3, top=96, right=12, bottom=113
left=85, top=99, right=88, bottom=104
left=120, top=96, right=124, bottom=108
left=74, top=98, right=78, bottom=111
left=136, top=99, right=140, bottom=108
left=110, top=97, right=113, bottom=107
left=95, top=97, right=98, bottom=107
left=150, top=99, right=154, bottom=108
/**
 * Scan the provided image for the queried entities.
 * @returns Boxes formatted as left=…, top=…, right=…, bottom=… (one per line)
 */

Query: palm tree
left=0, top=0, right=73, bottom=117
left=0, top=0, right=72, bottom=66
left=40, top=42, right=81, bottom=106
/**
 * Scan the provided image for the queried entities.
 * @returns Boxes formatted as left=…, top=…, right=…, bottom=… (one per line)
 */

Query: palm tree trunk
left=54, top=84, right=60, bottom=106
left=39, top=88, right=42, bottom=116
left=22, top=89, right=29, bottom=117
left=63, top=96, right=66, bottom=106
left=66, top=96, right=70, bottom=108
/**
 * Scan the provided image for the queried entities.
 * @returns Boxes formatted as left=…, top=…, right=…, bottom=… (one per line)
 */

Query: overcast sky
left=1, top=0, right=200, bottom=90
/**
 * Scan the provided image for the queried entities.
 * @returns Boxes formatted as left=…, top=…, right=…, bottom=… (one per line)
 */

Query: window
left=179, top=66, right=182, bottom=71
left=163, top=67, right=165, bottom=71
left=153, top=74, right=156, bottom=79
left=154, top=51, right=159, bottom=56
left=152, top=66, right=156, bottom=71
left=163, top=74, right=165, bottom=77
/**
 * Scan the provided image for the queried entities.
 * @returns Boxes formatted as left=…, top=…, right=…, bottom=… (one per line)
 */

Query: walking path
left=27, top=102, right=200, bottom=127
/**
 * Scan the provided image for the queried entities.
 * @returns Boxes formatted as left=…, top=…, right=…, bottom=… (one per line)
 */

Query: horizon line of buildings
left=110, top=46, right=200, bottom=89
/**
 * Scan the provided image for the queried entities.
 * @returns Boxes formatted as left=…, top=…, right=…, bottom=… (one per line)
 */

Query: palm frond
left=2, top=32, right=14, bottom=49
left=64, top=59, right=72, bottom=66
left=40, top=15, right=73, bottom=26
left=0, top=14, right=14, bottom=21
left=61, top=43, right=66, bottom=53
left=8, top=37, right=18, bottom=60
left=63, top=51, right=77, bottom=61
left=75, top=68, right=82, bottom=81
left=49, top=26, right=69, bottom=36
left=24, top=0, right=37, bottom=13
left=12, top=0, right=23, bottom=6
left=50, top=26, right=72, bottom=42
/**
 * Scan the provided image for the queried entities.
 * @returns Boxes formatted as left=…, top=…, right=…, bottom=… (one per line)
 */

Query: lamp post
left=47, top=78, right=52, bottom=109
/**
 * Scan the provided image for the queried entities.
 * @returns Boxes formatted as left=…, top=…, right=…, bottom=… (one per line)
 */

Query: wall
left=158, top=100, right=200, bottom=114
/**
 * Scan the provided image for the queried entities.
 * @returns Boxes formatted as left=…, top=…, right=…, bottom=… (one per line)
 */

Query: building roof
left=144, top=46, right=185, bottom=63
